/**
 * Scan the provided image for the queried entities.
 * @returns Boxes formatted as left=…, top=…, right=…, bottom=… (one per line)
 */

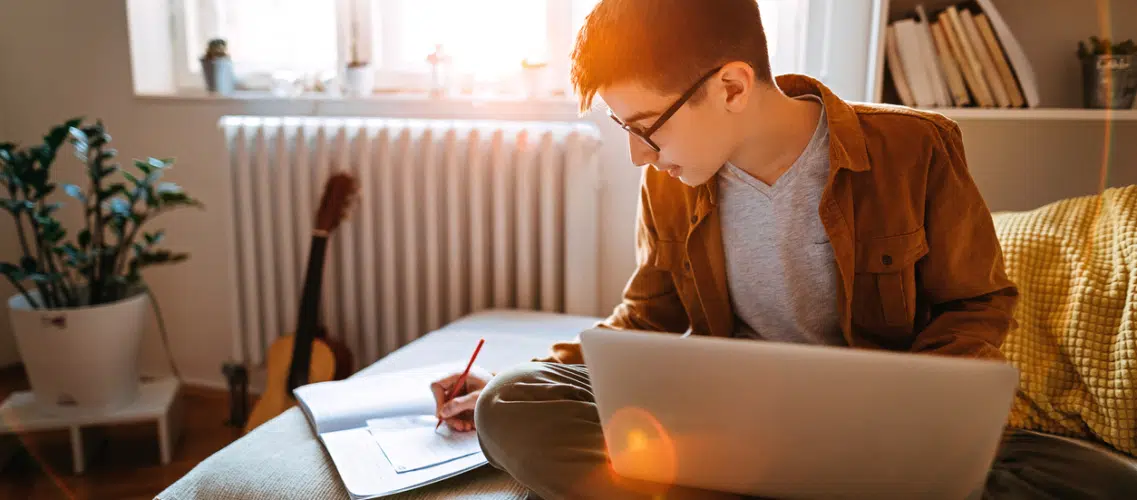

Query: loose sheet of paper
left=367, top=415, right=481, bottom=473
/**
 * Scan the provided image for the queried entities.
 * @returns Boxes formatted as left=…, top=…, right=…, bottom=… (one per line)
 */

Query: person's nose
left=628, top=135, right=659, bottom=167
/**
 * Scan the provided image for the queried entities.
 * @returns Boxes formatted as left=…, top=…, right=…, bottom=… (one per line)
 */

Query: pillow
left=993, top=185, right=1137, bottom=457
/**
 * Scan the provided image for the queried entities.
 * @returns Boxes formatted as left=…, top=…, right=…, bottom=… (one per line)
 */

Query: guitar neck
left=287, top=234, right=330, bottom=393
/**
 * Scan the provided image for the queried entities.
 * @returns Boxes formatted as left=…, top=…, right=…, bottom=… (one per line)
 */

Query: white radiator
left=219, top=116, right=604, bottom=368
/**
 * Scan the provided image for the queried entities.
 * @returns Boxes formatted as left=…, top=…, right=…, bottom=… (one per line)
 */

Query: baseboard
left=172, top=376, right=229, bottom=393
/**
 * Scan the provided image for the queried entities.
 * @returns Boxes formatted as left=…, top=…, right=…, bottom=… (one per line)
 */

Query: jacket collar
left=696, top=73, right=870, bottom=208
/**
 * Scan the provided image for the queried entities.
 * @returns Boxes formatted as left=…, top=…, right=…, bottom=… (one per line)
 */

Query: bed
left=156, top=309, right=602, bottom=500
left=159, top=188, right=1137, bottom=499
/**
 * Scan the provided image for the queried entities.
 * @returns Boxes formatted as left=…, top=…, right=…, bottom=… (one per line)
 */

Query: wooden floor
left=0, top=365, right=244, bottom=500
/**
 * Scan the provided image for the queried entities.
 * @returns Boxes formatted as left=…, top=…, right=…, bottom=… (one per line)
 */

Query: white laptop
left=579, top=328, right=1019, bottom=500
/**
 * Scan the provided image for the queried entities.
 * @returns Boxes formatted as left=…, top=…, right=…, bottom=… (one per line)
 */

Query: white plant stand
left=0, top=377, right=182, bottom=474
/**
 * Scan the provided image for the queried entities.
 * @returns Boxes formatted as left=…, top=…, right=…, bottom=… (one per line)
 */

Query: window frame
left=363, top=0, right=579, bottom=96
left=169, top=0, right=198, bottom=91
left=168, top=0, right=581, bottom=96
left=161, top=0, right=859, bottom=100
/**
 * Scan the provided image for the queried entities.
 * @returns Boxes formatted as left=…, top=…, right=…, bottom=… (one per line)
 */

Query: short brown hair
left=570, top=0, right=774, bottom=113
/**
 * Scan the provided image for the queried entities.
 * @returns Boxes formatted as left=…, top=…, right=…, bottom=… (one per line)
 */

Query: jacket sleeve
left=535, top=171, right=691, bottom=364
left=911, top=120, right=1019, bottom=359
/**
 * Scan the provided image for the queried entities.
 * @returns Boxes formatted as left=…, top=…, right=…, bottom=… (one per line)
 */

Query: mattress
left=156, top=309, right=601, bottom=500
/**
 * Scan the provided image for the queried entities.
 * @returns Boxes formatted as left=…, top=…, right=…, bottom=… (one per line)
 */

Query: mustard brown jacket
left=542, top=74, right=1018, bottom=364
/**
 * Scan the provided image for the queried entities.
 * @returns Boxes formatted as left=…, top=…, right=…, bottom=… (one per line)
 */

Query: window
left=169, top=0, right=813, bottom=99
left=177, top=0, right=340, bottom=86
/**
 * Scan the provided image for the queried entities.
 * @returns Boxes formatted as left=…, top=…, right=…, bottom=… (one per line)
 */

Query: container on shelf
left=1082, top=54, right=1137, bottom=110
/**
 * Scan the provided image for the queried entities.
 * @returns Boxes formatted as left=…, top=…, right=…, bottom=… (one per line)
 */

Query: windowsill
left=134, top=88, right=586, bottom=121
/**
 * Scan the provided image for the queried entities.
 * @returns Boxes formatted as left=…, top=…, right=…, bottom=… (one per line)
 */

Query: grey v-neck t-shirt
left=716, top=95, right=844, bottom=346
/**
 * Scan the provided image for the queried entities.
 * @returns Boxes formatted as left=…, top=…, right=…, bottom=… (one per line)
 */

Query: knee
left=475, top=362, right=557, bottom=466
left=475, top=362, right=549, bottom=432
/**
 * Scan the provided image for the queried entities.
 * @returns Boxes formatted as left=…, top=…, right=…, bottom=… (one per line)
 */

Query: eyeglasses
left=607, top=66, right=724, bottom=153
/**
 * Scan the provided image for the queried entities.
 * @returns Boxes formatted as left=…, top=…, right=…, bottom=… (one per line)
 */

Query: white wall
left=0, top=89, right=17, bottom=366
left=0, top=0, right=639, bottom=387
left=0, top=0, right=1132, bottom=387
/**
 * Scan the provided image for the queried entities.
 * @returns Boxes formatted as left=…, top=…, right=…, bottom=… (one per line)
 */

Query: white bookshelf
left=925, top=108, right=1137, bottom=121
left=867, top=0, right=1137, bottom=120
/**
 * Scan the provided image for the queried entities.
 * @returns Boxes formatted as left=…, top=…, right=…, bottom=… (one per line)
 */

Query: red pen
left=437, top=337, right=486, bottom=430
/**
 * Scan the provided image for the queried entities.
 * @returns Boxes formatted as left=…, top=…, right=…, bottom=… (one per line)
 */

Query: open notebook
left=294, top=363, right=488, bottom=500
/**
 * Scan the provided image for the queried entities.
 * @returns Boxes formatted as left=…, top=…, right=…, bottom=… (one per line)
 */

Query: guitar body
left=315, top=326, right=355, bottom=381
left=245, top=335, right=337, bottom=433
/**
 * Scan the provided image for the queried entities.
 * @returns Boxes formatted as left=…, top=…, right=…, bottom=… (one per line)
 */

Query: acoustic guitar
left=244, top=172, right=359, bottom=433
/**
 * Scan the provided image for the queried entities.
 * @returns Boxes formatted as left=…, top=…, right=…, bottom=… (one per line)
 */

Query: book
left=958, top=7, right=1010, bottom=107
left=893, top=19, right=939, bottom=108
left=294, top=362, right=487, bottom=500
left=974, top=12, right=1026, bottom=107
left=943, top=5, right=996, bottom=107
left=934, top=15, right=981, bottom=107
left=929, top=20, right=971, bottom=106
left=974, top=0, right=1039, bottom=107
left=914, top=4, right=950, bottom=106
left=885, top=24, right=916, bottom=107
left=913, top=5, right=954, bottom=107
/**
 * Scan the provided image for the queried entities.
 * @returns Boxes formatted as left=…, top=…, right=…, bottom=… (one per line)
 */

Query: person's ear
left=719, top=62, right=754, bottom=112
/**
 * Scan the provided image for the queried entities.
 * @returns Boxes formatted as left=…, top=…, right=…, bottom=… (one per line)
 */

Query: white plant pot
left=200, top=57, right=236, bottom=95
left=7, top=289, right=148, bottom=417
left=344, top=64, right=375, bottom=97
left=523, top=68, right=548, bottom=99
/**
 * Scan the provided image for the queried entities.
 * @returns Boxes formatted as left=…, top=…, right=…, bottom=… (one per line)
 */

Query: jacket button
left=881, top=254, right=893, bottom=266
left=684, top=261, right=691, bottom=271
left=690, top=215, right=698, bottom=224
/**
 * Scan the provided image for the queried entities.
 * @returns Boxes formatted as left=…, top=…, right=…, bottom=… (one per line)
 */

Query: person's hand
left=430, top=366, right=493, bottom=432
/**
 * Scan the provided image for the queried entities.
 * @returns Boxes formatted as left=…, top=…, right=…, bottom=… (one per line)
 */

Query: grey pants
left=475, top=362, right=1137, bottom=500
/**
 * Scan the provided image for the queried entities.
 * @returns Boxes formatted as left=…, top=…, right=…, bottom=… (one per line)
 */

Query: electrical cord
left=142, top=281, right=181, bottom=381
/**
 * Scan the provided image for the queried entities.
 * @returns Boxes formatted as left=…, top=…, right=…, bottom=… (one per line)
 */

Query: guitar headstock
left=315, top=172, right=360, bottom=233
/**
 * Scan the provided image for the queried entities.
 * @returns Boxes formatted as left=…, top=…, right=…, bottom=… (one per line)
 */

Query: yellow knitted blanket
left=993, top=185, right=1137, bottom=457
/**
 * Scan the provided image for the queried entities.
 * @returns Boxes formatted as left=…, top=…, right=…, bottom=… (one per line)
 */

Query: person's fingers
left=443, top=412, right=474, bottom=432
left=439, top=390, right=480, bottom=418
left=430, top=372, right=465, bottom=397
left=443, top=417, right=467, bottom=432
left=431, top=381, right=451, bottom=416
left=431, top=373, right=471, bottom=413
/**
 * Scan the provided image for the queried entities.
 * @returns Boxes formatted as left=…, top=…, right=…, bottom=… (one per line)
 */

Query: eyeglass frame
left=607, top=65, right=725, bottom=153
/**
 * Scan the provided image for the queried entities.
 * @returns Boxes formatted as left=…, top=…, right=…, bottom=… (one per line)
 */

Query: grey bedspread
left=156, top=309, right=600, bottom=500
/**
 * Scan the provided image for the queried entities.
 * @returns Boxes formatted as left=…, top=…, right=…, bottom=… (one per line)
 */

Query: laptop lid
left=579, top=328, right=1019, bottom=500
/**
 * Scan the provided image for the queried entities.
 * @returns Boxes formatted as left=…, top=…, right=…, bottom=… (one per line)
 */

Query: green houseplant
left=1, top=118, right=201, bottom=415
left=1077, top=36, right=1137, bottom=109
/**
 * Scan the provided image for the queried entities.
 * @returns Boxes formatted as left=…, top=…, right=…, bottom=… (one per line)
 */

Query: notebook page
left=294, top=364, right=457, bottom=434
left=320, top=427, right=486, bottom=500
left=367, top=415, right=482, bottom=473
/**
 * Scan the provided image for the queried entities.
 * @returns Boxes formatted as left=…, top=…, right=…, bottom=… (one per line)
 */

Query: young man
left=429, top=1, right=1137, bottom=498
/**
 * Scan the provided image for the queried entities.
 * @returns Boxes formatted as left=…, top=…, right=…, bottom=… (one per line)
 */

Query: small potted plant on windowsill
left=200, top=38, right=235, bottom=95
left=343, top=4, right=373, bottom=97
left=1078, top=36, right=1137, bottom=109
left=521, top=58, right=550, bottom=99
left=1, top=118, right=202, bottom=416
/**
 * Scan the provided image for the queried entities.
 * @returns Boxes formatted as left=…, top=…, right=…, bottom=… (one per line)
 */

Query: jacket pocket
left=652, top=239, right=691, bottom=278
left=853, top=228, right=929, bottom=329
left=652, top=239, right=705, bottom=331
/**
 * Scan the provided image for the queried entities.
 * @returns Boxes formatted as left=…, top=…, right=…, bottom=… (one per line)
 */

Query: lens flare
left=0, top=412, right=74, bottom=497
left=1081, top=0, right=1124, bottom=267
left=1096, top=0, right=1114, bottom=196
left=603, top=406, right=679, bottom=491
